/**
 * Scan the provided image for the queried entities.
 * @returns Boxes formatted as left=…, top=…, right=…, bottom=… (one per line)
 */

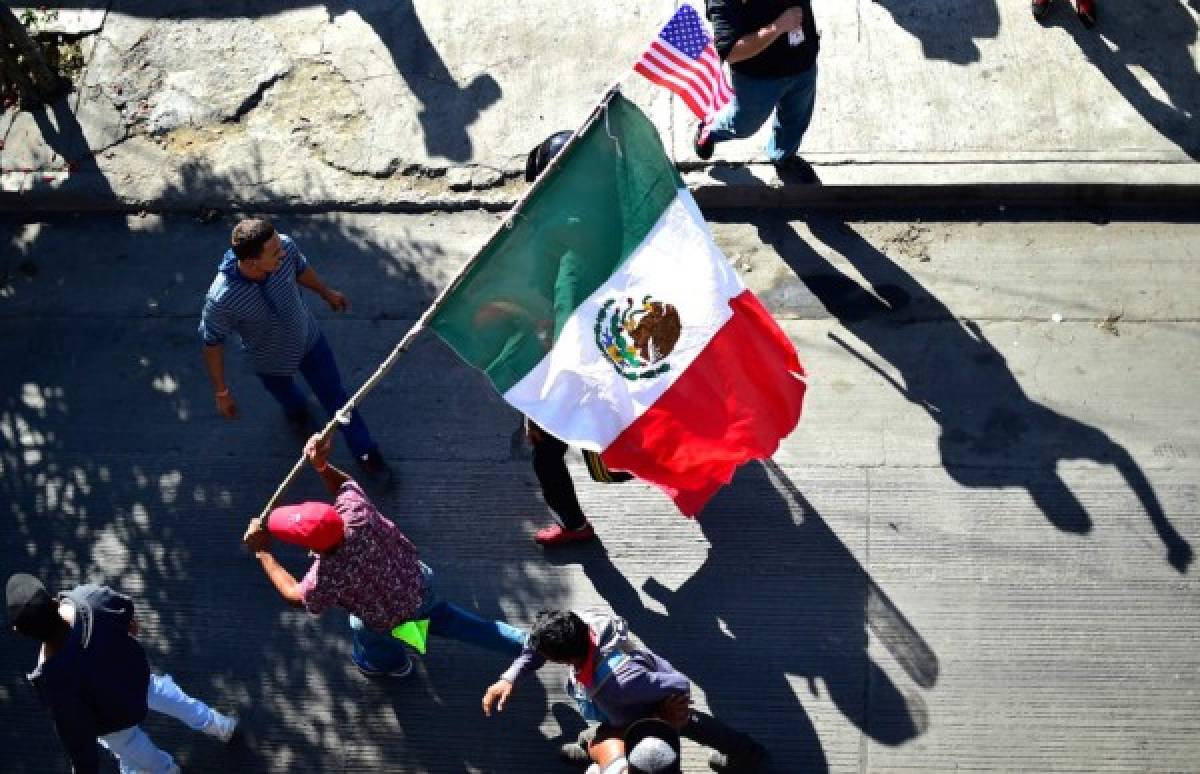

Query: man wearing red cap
left=243, top=434, right=526, bottom=677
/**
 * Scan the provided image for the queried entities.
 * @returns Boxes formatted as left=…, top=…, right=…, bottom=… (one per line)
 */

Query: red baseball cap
left=267, top=502, right=344, bottom=552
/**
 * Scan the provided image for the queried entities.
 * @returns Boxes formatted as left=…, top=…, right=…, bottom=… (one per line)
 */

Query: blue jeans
left=257, top=333, right=376, bottom=459
left=706, top=65, right=818, bottom=162
left=349, top=563, right=527, bottom=672
left=98, top=674, right=220, bottom=773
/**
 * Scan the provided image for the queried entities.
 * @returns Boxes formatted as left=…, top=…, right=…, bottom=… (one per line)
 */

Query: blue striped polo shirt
left=198, top=234, right=321, bottom=376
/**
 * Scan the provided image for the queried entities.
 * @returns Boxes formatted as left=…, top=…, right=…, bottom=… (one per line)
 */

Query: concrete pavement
left=1, top=1, right=1198, bottom=211
left=2, top=210, right=1198, bottom=771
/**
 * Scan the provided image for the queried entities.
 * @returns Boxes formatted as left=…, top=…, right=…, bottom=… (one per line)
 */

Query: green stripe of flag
left=430, top=94, right=682, bottom=395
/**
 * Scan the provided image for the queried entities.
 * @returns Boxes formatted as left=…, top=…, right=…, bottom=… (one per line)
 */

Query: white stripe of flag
left=633, top=6, right=733, bottom=121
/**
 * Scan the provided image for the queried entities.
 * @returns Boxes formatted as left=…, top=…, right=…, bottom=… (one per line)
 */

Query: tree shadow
left=869, top=0, right=1000, bottom=64
left=547, top=460, right=937, bottom=773
left=1043, top=0, right=1199, bottom=160
left=0, top=184, right=564, bottom=770
left=26, top=0, right=500, bottom=163
left=751, top=214, right=1193, bottom=573
left=0, top=76, right=116, bottom=205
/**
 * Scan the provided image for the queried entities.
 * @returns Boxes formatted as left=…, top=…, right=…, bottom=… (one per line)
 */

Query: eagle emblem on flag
left=594, top=295, right=682, bottom=380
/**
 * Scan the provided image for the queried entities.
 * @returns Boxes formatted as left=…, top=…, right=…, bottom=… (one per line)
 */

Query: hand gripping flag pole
left=252, top=80, right=629, bottom=530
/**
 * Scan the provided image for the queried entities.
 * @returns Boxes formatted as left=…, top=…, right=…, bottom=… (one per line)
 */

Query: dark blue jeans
left=706, top=65, right=818, bottom=162
left=349, top=563, right=527, bottom=672
left=257, top=334, right=376, bottom=459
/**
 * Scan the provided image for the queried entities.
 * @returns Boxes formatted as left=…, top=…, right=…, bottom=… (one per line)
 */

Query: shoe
left=205, top=712, right=238, bottom=744
left=694, top=122, right=715, bottom=161
left=1075, top=0, right=1096, bottom=26
left=357, top=449, right=389, bottom=476
left=772, top=156, right=818, bottom=184
left=1032, top=0, right=1052, bottom=22
left=355, top=658, right=414, bottom=679
left=534, top=522, right=597, bottom=547
left=558, top=741, right=592, bottom=766
left=708, top=742, right=769, bottom=772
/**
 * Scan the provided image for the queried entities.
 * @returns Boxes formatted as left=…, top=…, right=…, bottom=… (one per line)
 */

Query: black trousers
left=530, top=425, right=631, bottom=530
left=532, top=430, right=588, bottom=529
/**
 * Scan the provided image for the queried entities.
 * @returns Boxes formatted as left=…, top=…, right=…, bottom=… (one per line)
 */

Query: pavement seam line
left=860, top=464, right=872, bottom=774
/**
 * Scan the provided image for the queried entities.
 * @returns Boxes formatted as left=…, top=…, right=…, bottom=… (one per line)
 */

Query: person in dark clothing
left=482, top=609, right=768, bottom=773
left=521, top=132, right=634, bottom=548
left=6, top=574, right=236, bottom=774
left=695, top=1, right=820, bottom=181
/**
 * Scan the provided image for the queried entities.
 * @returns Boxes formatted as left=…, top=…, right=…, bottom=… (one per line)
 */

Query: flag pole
left=253, top=80, right=630, bottom=525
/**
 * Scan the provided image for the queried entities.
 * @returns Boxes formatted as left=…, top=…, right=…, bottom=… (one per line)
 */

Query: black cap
left=6, top=573, right=58, bottom=639
left=524, top=130, right=574, bottom=183
left=625, top=718, right=682, bottom=774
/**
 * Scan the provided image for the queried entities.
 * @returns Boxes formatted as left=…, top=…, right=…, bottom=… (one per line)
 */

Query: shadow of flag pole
left=251, top=78, right=631, bottom=528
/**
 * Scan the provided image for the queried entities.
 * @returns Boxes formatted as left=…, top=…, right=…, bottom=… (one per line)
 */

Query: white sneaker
left=205, top=711, right=238, bottom=743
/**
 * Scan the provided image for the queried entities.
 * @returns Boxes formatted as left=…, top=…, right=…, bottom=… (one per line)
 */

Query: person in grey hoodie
left=482, top=609, right=768, bottom=773
left=6, top=573, right=237, bottom=774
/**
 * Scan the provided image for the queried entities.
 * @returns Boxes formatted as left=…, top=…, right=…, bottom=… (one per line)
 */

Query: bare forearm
left=728, top=22, right=784, bottom=63
left=202, top=344, right=228, bottom=392
left=297, top=267, right=331, bottom=299
left=255, top=551, right=305, bottom=608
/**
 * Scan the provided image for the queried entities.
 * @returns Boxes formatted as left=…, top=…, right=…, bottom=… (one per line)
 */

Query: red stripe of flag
left=698, top=48, right=733, bottom=103
left=601, top=290, right=807, bottom=517
left=633, top=61, right=707, bottom=119
left=634, top=38, right=731, bottom=121
left=646, top=40, right=721, bottom=111
left=636, top=46, right=715, bottom=114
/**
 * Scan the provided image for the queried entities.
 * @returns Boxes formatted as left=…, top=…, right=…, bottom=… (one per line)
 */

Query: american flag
left=633, top=4, right=733, bottom=121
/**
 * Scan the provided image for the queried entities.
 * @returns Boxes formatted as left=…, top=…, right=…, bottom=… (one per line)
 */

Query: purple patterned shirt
left=297, top=480, right=423, bottom=631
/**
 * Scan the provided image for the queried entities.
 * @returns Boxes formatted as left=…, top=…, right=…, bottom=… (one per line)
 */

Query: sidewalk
left=2, top=0, right=1198, bottom=212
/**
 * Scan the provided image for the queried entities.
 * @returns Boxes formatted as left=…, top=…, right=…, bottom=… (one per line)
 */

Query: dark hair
left=528, top=609, right=590, bottom=662
left=230, top=218, right=276, bottom=261
left=524, top=130, right=574, bottom=183
left=7, top=577, right=64, bottom=642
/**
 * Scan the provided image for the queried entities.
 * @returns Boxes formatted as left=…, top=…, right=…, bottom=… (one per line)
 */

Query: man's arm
left=482, top=645, right=545, bottom=716
left=297, top=266, right=348, bottom=312
left=305, top=434, right=349, bottom=496
left=202, top=344, right=237, bottom=419
left=254, top=549, right=305, bottom=609
left=717, top=6, right=806, bottom=65
left=242, top=522, right=306, bottom=609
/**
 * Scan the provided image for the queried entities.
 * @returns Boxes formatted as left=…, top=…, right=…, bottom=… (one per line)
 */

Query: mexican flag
left=430, top=93, right=806, bottom=516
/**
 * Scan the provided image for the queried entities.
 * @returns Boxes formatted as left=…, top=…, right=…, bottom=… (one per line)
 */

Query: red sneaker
left=534, top=523, right=597, bottom=547
left=1076, top=0, right=1096, bottom=26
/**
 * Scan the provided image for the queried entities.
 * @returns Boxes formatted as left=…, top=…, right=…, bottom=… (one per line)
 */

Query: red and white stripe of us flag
left=634, top=38, right=733, bottom=121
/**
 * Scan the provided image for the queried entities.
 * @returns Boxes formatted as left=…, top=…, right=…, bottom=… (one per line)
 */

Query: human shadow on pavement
left=548, top=460, right=936, bottom=773
left=870, top=0, right=1000, bottom=64
left=753, top=216, right=1194, bottom=573
left=354, top=0, right=501, bottom=162
left=1044, top=0, right=1200, bottom=160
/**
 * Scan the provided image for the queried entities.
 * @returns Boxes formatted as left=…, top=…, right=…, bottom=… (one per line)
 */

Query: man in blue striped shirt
left=199, top=218, right=384, bottom=473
